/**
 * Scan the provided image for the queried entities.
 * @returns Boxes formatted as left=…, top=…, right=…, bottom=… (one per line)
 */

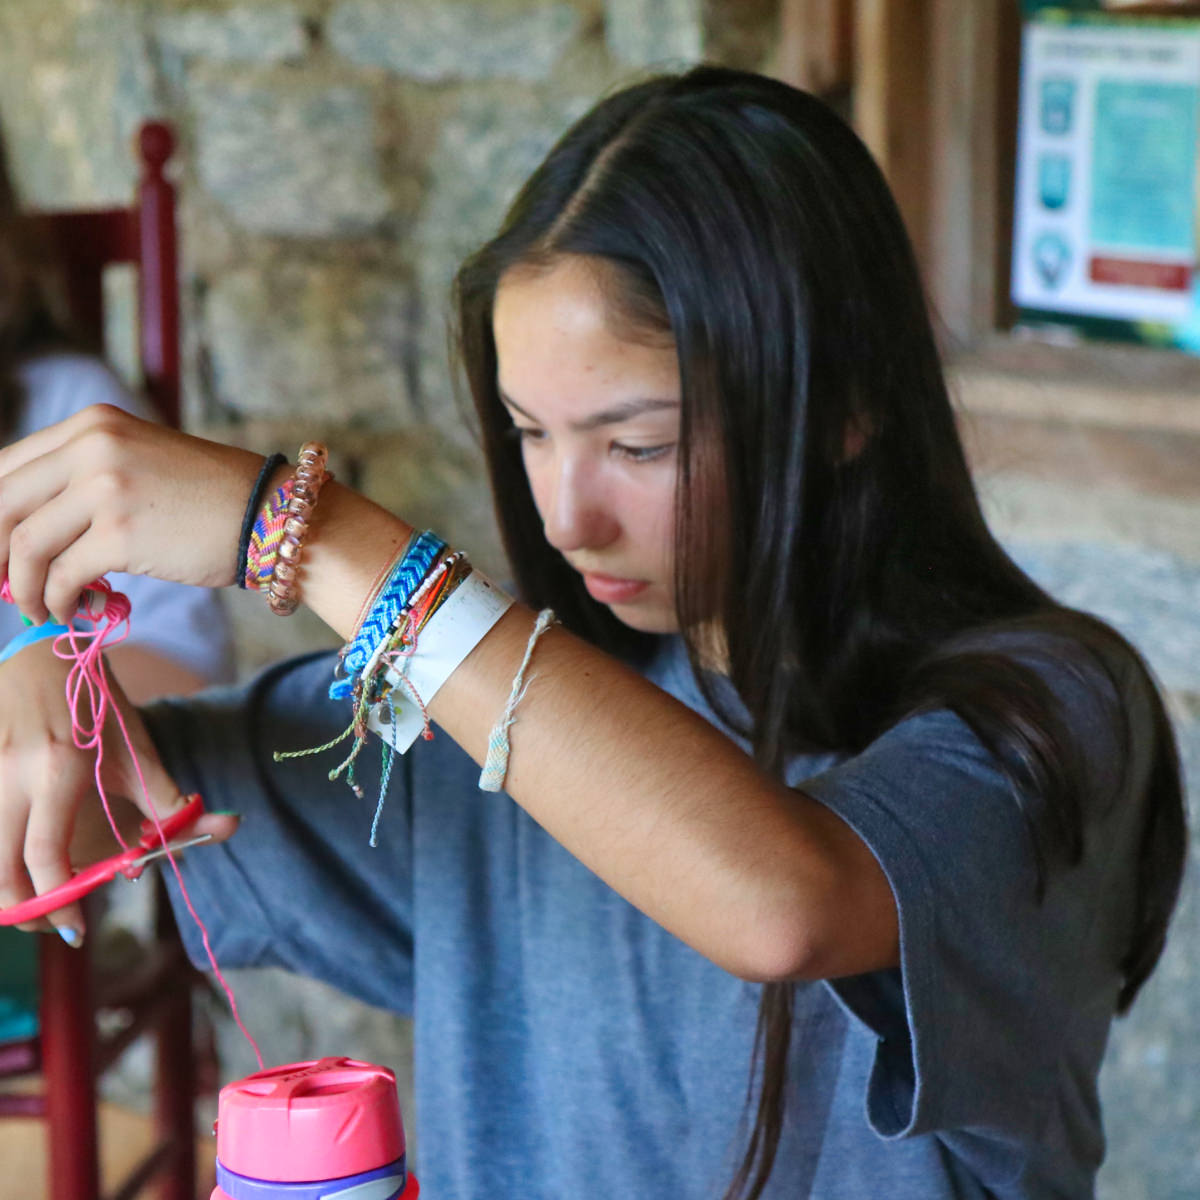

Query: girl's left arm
left=0, top=405, right=898, bottom=980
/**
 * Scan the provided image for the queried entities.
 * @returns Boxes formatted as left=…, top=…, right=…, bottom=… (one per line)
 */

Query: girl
left=0, top=67, right=1185, bottom=1199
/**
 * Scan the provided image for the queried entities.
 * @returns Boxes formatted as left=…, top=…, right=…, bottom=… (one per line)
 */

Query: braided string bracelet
left=275, top=548, right=464, bottom=832
left=235, top=452, right=286, bottom=589
left=244, top=479, right=294, bottom=590
left=330, top=530, right=447, bottom=700
left=348, top=529, right=418, bottom=638
left=478, top=608, right=557, bottom=793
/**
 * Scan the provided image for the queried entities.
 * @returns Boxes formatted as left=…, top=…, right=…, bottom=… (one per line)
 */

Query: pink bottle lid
left=215, top=1057, right=406, bottom=1182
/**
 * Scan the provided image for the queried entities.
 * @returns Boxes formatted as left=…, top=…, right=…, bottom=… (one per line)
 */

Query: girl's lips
left=581, top=572, right=649, bottom=604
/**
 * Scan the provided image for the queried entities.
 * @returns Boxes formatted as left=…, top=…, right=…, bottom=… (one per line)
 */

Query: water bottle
left=211, top=1056, right=418, bottom=1199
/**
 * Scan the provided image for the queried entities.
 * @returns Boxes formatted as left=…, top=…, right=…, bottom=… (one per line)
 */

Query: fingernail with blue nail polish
left=57, top=927, right=83, bottom=948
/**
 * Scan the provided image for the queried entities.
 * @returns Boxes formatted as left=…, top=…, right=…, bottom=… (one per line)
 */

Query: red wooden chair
left=0, top=121, right=200, bottom=1200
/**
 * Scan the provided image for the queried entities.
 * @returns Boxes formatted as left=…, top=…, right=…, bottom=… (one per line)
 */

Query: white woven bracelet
left=477, top=608, right=557, bottom=793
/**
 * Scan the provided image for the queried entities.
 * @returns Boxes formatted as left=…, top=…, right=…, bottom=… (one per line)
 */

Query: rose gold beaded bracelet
left=266, top=442, right=332, bottom=616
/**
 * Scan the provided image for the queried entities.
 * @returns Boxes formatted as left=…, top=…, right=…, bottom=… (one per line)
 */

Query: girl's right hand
left=0, top=637, right=237, bottom=942
left=0, top=403, right=265, bottom=625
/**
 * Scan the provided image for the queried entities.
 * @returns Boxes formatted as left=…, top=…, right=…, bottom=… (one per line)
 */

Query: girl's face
left=493, top=255, right=682, bottom=634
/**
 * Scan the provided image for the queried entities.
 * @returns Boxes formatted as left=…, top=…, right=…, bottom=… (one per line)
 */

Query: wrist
left=290, top=482, right=414, bottom=639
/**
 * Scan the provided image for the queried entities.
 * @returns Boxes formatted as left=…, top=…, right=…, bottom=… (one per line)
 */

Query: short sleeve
left=13, top=354, right=234, bottom=682
left=144, top=651, right=416, bottom=1015
left=799, top=666, right=1130, bottom=1144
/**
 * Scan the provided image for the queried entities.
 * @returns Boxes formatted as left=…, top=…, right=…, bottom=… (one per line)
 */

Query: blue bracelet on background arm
left=330, top=530, right=447, bottom=700
left=0, top=622, right=70, bottom=666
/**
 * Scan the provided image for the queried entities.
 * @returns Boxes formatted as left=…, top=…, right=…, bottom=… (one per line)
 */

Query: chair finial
left=139, top=121, right=175, bottom=175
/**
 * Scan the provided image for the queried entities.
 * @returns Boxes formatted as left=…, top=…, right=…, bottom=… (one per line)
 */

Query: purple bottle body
left=213, top=1155, right=408, bottom=1200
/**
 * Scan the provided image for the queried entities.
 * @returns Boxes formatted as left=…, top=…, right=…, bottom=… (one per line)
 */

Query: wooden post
left=40, top=929, right=100, bottom=1200
left=154, top=875, right=196, bottom=1200
left=775, top=0, right=854, bottom=95
left=136, top=121, right=181, bottom=430
left=926, top=0, right=1022, bottom=346
left=853, top=0, right=933, bottom=273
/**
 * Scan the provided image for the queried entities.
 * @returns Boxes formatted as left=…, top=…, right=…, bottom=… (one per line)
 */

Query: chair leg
left=40, top=935, right=100, bottom=1200
left=154, top=881, right=196, bottom=1200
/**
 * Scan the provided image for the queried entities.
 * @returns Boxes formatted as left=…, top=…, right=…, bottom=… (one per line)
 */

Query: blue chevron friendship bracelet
left=330, top=530, right=447, bottom=700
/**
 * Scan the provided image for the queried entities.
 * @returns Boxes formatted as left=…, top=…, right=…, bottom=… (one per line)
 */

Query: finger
left=24, top=750, right=91, bottom=940
left=0, top=408, right=141, bottom=607
left=193, top=812, right=240, bottom=846
left=0, top=781, right=44, bottom=931
left=0, top=403, right=136, bottom=483
left=5, top=491, right=92, bottom=625
left=0, top=462, right=69, bottom=611
left=43, top=526, right=133, bottom=626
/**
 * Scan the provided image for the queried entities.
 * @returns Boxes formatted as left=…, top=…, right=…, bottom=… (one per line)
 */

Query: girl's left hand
left=0, top=637, right=238, bottom=940
left=0, top=404, right=264, bottom=624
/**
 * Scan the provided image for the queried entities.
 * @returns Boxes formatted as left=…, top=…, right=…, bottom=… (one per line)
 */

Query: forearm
left=107, top=644, right=210, bottom=704
left=297, top=484, right=896, bottom=981
left=433, top=608, right=863, bottom=980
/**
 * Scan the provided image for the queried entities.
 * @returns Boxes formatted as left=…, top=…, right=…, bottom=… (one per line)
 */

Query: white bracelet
left=478, top=608, right=557, bottom=793
left=365, top=570, right=513, bottom=753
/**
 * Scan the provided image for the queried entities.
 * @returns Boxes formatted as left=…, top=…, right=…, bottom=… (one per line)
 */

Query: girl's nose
left=539, top=459, right=620, bottom=554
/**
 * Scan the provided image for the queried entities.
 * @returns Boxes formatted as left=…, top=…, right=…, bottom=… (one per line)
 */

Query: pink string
left=0, top=577, right=264, bottom=1070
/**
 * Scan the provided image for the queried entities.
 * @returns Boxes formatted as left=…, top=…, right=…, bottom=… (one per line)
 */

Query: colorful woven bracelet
left=245, top=479, right=295, bottom=591
left=236, top=452, right=286, bottom=589
left=374, top=552, right=469, bottom=676
left=349, top=530, right=418, bottom=638
left=330, top=529, right=447, bottom=699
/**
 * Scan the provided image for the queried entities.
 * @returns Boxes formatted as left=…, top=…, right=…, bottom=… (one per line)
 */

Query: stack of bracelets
left=237, top=446, right=555, bottom=836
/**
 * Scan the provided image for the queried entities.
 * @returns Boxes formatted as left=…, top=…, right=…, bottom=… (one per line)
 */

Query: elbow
left=720, top=914, right=825, bottom=984
left=719, top=900, right=898, bottom=985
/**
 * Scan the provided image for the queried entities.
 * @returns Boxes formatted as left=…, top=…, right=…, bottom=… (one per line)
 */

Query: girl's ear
left=839, top=412, right=873, bottom=463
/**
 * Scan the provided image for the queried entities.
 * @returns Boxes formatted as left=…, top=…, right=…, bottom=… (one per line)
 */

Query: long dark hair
left=453, top=66, right=1186, bottom=1199
left=0, top=131, right=74, bottom=437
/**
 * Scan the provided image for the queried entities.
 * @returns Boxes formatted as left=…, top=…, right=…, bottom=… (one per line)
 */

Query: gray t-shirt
left=147, top=632, right=1147, bottom=1199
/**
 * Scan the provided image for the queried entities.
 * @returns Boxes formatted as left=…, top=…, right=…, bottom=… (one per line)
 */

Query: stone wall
left=959, top=379, right=1200, bottom=1200
left=0, top=3, right=1195, bottom=1195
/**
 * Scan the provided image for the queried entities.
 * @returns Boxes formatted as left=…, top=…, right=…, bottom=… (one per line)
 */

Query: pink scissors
left=0, top=793, right=211, bottom=926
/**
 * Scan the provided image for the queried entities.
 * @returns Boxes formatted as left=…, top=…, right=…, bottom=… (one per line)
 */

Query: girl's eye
left=613, top=443, right=675, bottom=463
left=507, top=425, right=546, bottom=446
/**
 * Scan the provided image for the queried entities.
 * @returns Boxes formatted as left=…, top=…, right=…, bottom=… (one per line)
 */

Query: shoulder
left=914, top=617, right=1152, bottom=774
left=13, top=353, right=154, bottom=438
left=802, top=617, right=1155, bottom=847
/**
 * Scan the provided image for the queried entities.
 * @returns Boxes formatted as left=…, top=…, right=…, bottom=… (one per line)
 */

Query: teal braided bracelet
left=331, top=530, right=447, bottom=700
